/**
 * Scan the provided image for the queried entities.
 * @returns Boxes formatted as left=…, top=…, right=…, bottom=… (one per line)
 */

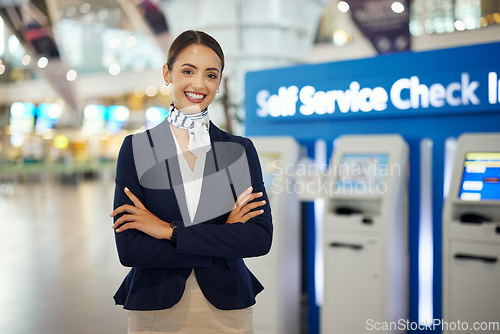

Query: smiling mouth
left=185, top=91, right=206, bottom=102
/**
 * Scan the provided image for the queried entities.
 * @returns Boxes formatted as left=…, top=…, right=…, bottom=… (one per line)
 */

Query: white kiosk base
left=442, top=133, right=500, bottom=334
left=321, top=134, right=408, bottom=334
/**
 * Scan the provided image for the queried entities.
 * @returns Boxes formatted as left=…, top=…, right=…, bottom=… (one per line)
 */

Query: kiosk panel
left=459, top=152, right=500, bottom=201
left=322, top=135, right=408, bottom=334
left=336, top=153, right=388, bottom=195
left=442, top=133, right=500, bottom=334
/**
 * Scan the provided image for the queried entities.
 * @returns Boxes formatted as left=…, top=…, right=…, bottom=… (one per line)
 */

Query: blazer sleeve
left=175, top=138, right=273, bottom=258
left=113, top=135, right=212, bottom=268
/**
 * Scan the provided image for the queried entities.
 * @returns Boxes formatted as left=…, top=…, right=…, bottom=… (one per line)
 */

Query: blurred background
left=0, top=0, right=499, bottom=333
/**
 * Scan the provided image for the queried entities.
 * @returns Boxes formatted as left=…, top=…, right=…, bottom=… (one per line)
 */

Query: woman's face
left=163, top=44, right=222, bottom=113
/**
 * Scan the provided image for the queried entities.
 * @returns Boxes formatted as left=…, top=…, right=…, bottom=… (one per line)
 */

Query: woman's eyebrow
left=181, top=63, right=220, bottom=73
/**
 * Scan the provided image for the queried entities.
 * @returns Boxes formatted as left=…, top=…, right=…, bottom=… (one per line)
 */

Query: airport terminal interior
left=1, top=0, right=500, bottom=333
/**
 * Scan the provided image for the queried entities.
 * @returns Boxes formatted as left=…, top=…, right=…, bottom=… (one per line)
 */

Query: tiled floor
left=0, top=176, right=130, bottom=334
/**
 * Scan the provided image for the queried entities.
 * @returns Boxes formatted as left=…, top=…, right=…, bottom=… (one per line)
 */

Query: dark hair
left=166, top=30, right=225, bottom=73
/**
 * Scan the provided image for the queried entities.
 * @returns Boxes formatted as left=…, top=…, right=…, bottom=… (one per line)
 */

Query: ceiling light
left=145, top=85, right=158, bottom=97
left=454, top=20, right=465, bottom=31
left=338, top=1, right=350, bottom=13
left=66, top=69, right=77, bottom=81
left=80, top=3, right=91, bottom=14
left=108, top=64, right=121, bottom=75
left=37, top=57, right=48, bottom=68
left=126, top=36, right=137, bottom=47
left=391, top=2, right=405, bottom=14
left=109, top=37, right=121, bottom=49
left=22, top=55, right=31, bottom=65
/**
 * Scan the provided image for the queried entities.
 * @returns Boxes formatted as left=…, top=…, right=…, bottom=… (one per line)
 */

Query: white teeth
left=185, top=92, right=205, bottom=99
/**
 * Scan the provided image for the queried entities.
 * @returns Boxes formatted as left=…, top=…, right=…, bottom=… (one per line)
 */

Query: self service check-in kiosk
left=442, top=133, right=500, bottom=334
left=321, top=135, right=409, bottom=333
left=246, top=136, right=301, bottom=334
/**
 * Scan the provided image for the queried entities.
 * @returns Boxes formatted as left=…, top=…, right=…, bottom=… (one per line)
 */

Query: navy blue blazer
left=112, top=120, right=273, bottom=311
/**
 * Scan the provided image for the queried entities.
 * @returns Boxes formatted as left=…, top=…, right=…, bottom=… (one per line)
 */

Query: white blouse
left=170, top=125, right=208, bottom=224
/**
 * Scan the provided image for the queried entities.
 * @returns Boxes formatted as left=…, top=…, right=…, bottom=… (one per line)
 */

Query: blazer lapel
left=150, top=120, right=192, bottom=227
left=193, top=138, right=218, bottom=225
left=192, top=123, right=235, bottom=225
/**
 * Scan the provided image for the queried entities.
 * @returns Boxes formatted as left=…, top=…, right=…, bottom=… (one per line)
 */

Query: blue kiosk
left=244, top=42, right=500, bottom=333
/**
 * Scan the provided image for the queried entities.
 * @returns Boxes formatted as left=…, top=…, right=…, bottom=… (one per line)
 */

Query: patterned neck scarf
left=166, top=104, right=211, bottom=157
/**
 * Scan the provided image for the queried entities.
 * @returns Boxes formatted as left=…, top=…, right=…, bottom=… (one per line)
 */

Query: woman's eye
left=182, top=69, right=193, bottom=75
left=207, top=74, right=217, bottom=79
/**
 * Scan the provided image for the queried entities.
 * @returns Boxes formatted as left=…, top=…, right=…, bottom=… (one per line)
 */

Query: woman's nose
left=191, top=73, right=204, bottom=90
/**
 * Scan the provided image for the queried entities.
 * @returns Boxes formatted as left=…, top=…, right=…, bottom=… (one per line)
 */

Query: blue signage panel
left=246, top=42, right=500, bottom=123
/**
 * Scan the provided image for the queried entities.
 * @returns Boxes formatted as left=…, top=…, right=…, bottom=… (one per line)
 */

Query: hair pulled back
left=166, top=30, right=225, bottom=73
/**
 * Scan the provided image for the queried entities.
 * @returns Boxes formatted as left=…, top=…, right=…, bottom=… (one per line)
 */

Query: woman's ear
left=163, top=63, right=170, bottom=83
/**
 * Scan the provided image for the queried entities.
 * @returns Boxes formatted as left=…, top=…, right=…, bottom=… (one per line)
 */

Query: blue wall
left=244, top=42, right=500, bottom=333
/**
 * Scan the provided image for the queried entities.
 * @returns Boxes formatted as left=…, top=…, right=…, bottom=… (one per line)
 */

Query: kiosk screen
left=336, top=154, right=388, bottom=195
left=459, top=152, right=500, bottom=201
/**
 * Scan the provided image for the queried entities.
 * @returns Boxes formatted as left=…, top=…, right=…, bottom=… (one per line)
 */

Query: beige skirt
left=128, top=270, right=254, bottom=334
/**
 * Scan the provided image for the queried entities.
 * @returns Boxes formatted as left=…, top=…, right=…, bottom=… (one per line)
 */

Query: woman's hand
left=111, top=187, right=173, bottom=240
left=226, top=186, right=266, bottom=224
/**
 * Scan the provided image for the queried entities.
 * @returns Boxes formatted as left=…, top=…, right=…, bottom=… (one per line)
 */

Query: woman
left=110, top=30, right=272, bottom=334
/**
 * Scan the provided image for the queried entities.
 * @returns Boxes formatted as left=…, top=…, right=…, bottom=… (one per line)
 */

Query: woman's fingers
left=109, top=188, right=146, bottom=218
left=225, top=187, right=266, bottom=224
left=234, top=186, right=253, bottom=209
left=240, top=208, right=265, bottom=223
left=235, top=188, right=263, bottom=210
left=124, top=187, right=146, bottom=210
left=110, top=188, right=171, bottom=239
left=237, top=192, right=263, bottom=212
left=244, top=192, right=263, bottom=206
left=112, top=214, right=137, bottom=229
left=114, top=213, right=172, bottom=239
left=239, top=200, right=266, bottom=216
left=110, top=204, right=140, bottom=217
left=115, top=221, right=139, bottom=233
left=226, top=192, right=266, bottom=224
